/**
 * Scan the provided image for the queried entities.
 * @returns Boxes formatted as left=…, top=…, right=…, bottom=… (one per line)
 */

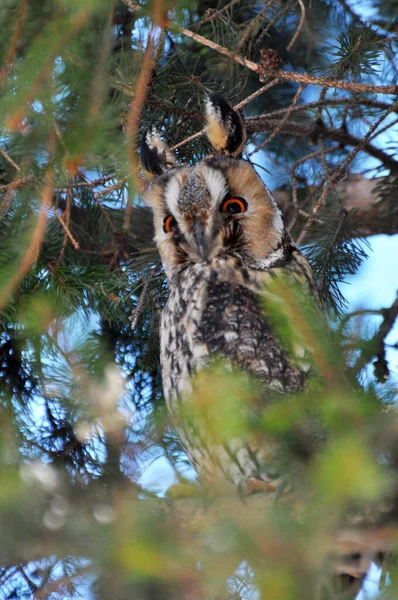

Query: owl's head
left=141, top=94, right=286, bottom=281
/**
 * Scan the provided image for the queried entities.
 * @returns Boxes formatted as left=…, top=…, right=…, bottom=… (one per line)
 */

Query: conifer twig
left=130, top=273, right=155, bottom=331
left=179, top=27, right=259, bottom=72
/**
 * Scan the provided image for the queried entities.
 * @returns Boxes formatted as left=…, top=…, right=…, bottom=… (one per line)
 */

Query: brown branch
left=234, top=78, right=281, bottom=110
left=247, top=117, right=397, bottom=170
left=0, top=147, right=20, bottom=171
left=53, top=208, right=80, bottom=250
left=286, top=0, right=306, bottom=52
left=0, top=137, right=54, bottom=311
left=179, top=27, right=259, bottom=73
left=125, top=0, right=165, bottom=227
left=0, top=0, right=29, bottom=82
left=247, top=97, right=396, bottom=121
left=288, top=145, right=340, bottom=230
left=233, top=0, right=273, bottom=57
left=179, top=27, right=397, bottom=95
left=309, top=99, right=398, bottom=219
left=190, top=0, right=242, bottom=29
left=261, top=68, right=398, bottom=95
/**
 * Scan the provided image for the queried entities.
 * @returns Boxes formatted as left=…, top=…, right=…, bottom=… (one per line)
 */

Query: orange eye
left=220, top=197, right=247, bottom=214
left=163, top=215, right=176, bottom=233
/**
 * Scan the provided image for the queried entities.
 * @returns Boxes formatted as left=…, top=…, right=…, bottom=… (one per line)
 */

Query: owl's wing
left=193, top=277, right=304, bottom=395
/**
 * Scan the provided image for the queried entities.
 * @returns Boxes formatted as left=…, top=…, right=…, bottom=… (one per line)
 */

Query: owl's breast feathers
left=160, top=244, right=315, bottom=404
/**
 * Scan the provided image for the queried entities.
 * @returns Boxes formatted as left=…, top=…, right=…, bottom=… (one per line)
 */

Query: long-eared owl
left=141, top=94, right=317, bottom=495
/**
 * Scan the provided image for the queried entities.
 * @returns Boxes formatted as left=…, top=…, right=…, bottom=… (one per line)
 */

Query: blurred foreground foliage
left=0, top=0, right=397, bottom=598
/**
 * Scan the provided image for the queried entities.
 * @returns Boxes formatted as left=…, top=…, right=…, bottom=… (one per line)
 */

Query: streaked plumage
left=141, top=94, right=318, bottom=493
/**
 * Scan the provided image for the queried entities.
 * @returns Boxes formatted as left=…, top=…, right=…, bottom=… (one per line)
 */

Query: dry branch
left=179, top=27, right=398, bottom=95
left=246, top=116, right=397, bottom=170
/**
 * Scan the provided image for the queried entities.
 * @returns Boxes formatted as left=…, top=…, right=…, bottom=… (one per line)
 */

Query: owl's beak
left=193, top=219, right=208, bottom=260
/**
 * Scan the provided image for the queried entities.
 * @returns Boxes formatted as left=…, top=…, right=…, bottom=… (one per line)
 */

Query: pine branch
left=178, top=27, right=397, bottom=95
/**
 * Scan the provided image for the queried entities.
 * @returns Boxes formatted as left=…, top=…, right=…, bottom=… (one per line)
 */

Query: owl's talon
left=238, top=477, right=278, bottom=497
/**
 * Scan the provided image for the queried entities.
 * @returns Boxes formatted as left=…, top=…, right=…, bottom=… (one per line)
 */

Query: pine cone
left=259, top=48, right=282, bottom=71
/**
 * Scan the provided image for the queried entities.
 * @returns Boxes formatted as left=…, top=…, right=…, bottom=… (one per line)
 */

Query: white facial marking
left=200, top=165, right=228, bottom=205
left=164, top=174, right=181, bottom=216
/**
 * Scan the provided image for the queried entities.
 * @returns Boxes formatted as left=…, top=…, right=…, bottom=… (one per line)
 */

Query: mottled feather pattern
left=160, top=253, right=310, bottom=487
left=142, top=94, right=319, bottom=492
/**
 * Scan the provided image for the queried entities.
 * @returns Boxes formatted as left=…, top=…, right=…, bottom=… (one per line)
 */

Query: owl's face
left=141, top=94, right=286, bottom=281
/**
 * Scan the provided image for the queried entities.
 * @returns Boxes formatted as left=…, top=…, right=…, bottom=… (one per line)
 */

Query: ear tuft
left=140, top=128, right=176, bottom=178
left=205, top=93, right=246, bottom=157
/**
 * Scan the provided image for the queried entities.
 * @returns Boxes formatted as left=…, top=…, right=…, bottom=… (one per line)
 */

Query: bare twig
left=179, top=27, right=397, bottom=95
left=179, top=27, right=259, bottom=72
left=234, top=78, right=281, bottom=110
left=295, top=99, right=398, bottom=244
left=233, top=0, right=273, bottom=57
left=247, top=117, right=397, bottom=170
left=191, top=0, right=241, bottom=29
left=263, top=68, right=398, bottom=95
left=248, top=83, right=307, bottom=155
left=247, top=97, right=396, bottom=122
left=0, top=147, right=20, bottom=171
left=94, top=176, right=129, bottom=198
left=312, top=99, right=398, bottom=215
left=288, top=145, right=340, bottom=231
left=286, top=0, right=306, bottom=51
left=53, top=208, right=80, bottom=250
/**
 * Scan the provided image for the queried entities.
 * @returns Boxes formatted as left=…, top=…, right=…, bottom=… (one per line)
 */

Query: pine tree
left=0, top=0, right=397, bottom=598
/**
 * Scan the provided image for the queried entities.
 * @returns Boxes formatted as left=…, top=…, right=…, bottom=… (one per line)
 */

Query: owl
left=141, top=94, right=317, bottom=495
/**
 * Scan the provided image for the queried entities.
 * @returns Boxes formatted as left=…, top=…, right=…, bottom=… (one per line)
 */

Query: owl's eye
left=220, top=197, right=247, bottom=214
left=163, top=215, right=177, bottom=233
